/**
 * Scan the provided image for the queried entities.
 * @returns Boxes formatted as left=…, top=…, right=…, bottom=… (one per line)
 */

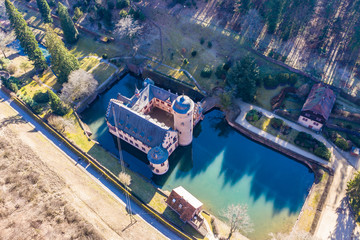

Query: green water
left=81, top=74, right=314, bottom=239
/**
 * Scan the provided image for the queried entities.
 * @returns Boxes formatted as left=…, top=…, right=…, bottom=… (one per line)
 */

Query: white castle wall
left=150, top=161, right=169, bottom=175
left=173, top=108, right=194, bottom=146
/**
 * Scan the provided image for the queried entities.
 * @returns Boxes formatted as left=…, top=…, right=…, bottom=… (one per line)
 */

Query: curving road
left=0, top=89, right=182, bottom=240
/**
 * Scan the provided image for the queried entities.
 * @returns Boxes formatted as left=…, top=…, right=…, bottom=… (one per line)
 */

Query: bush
left=119, top=9, right=128, bottom=18
left=7, top=64, right=17, bottom=75
left=48, top=0, right=55, bottom=7
left=335, top=137, right=351, bottom=151
left=276, top=73, right=289, bottom=85
left=108, top=1, right=115, bottom=9
left=263, top=75, right=279, bottom=89
left=129, top=8, right=145, bottom=21
left=215, top=64, right=227, bottom=80
left=102, top=54, right=108, bottom=59
left=314, top=146, right=331, bottom=160
left=207, top=41, right=212, bottom=48
left=0, top=58, right=10, bottom=70
left=223, top=60, right=232, bottom=71
left=246, top=109, right=261, bottom=122
left=348, top=134, right=360, bottom=148
left=191, top=50, right=197, bottom=57
left=48, top=90, right=69, bottom=116
left=289, top=74, right=298, bottom=86
left=200, top=37, right=205, bottom=45
left=33, top=90, right=49, bottom=103
left=116, top=0, right=130, bottom=9
left=2, top=76, right=21, bottom=92
left=200, top=65, right=212, bottom=78
left=270, top=117, right=284, bottom=129
left=183, top=58, right=189, bottom=64
left=73, top=7, right=83, bottom=22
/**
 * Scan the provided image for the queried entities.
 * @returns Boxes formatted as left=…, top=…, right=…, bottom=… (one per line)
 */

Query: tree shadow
left=329, top=197, right=356, bottom=240
left=0, top=115, right=27, bottom=128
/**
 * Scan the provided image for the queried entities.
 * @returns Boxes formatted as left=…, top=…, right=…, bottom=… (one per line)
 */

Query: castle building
left=298, top=83, right=336, bottom=131
left=106, top=79, right=203, bottom=175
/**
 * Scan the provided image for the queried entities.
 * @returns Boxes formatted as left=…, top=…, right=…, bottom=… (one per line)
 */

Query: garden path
left=235, top=100, right=360, bottom=239
left=235, top=100, right=333, bottom=168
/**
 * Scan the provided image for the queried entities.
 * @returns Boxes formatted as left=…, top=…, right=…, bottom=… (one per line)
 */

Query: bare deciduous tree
left=60, top=69, right=98, bottom=104
left=269, top=230, right=320, bottom=240
left=114, top=16, right=142, bottom=47
left=222, top=204, right=253, bottom=239
left=0, top=30, right=15, bottom=58
left=48, top=115, right=74, bottom=133
left=118, top=171, right=132, bottom=188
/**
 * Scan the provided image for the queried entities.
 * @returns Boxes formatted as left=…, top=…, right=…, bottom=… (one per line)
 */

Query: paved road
left=0, top=90, right=182, bottom=240
left=235, top=100, right=359, bottom=239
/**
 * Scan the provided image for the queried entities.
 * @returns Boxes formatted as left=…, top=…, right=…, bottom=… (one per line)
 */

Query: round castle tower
left=147, top=146, right=169, bottom=175
left=172, top=95, right=194, bottom=146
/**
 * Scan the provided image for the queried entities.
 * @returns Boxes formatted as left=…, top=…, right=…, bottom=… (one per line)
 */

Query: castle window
left=156, top=169, right=159, bottom=173
left=130, top=140, right=133, bottom=144
left=179, top=204, right=182, bottom=209
left=125, top=137, right=128, bottom=141
left=302, top=117, right=308, bottom=122
left=181, top=122, right=184, bottom=126
left=135, top=143, right=139, bottom=147
left=161, top=163, right=165, bottom=166
left=142, top=147, right=145, bottom=151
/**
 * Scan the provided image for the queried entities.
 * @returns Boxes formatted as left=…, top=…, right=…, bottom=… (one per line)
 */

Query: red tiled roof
left=166, top=188, right=202, bottom=222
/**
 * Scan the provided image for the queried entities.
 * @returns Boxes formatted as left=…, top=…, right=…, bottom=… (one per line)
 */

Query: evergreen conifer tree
left=5, top=0, right=47, bottom=71
left=45, top=27, right=79, bottom=83
left=36, top=0, right=53, bottom=23
left=58, top=2, right=78, bottom=43
left=48, top=90, right=69, bottom=116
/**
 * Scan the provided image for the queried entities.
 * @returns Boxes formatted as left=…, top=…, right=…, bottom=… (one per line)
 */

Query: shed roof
left=302, top=83, right=336, bottom=121
left=173, top=186, right=203, bottom=209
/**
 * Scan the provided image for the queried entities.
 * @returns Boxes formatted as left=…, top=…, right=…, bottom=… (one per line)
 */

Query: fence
left=1, top=87, right=194, bottom=240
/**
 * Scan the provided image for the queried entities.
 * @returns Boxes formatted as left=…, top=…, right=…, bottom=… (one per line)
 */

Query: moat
left=81, top=74, right=314, bottom=239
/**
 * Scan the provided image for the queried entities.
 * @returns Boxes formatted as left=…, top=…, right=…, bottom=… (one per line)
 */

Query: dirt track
left=0, top=98, right=166, bottom=240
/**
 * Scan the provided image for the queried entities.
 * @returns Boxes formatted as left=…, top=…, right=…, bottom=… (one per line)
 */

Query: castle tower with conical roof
left=172, top=95, right=195, bottom=146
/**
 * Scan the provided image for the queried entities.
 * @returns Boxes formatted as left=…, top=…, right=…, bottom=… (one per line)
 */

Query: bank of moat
left=106, top=79, right=203, bottom=175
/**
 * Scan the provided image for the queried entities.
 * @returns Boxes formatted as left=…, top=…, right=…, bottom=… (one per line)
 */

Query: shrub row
left=294, top=132, right=331, bottom=160
left=263, top=73, right=298, bottom=89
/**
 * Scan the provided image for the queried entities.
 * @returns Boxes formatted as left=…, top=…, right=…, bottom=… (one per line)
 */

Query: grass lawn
left=79, top=57, right=101, bottom=72
left=90, top=63, right=117, bottom=85
left=142, top=7, right=308, bottom=95
left=39, top=69, right=62, bottom=91
left=296, top=171, right=329, bottom=231
left=255, top=86, right=283, bottom=111
left=70, top=36, right=129, bottom=59
left=250, top=114, right=298, bottom=144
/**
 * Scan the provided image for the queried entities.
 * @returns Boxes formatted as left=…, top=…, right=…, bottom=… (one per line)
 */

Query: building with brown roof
left=166, top=186, right=204, bottom=229
left=298, top=83, right=336, bottom=131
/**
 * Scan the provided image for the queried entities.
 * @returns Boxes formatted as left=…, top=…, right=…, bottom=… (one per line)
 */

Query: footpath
left=0, top=90, right=180, bottom=240
left=235, top=100, right=359, bottom=239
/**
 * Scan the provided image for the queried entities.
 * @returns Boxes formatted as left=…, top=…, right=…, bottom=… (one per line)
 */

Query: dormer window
left=179, top=204, right=182, bottom=209
left=172, top=199, right=176, bottom=203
